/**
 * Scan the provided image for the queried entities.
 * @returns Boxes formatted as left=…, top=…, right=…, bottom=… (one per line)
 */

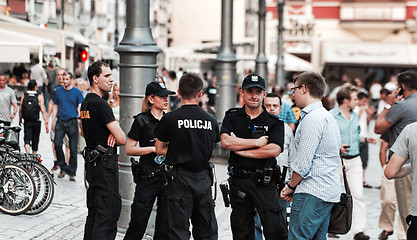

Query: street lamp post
left=115, top=0, right=162, bottom=232
left=275, top=0, right=285, bottom=88
left=215, top=0, right=238, bottom=124
left=255, top=0, right=268, bottom=82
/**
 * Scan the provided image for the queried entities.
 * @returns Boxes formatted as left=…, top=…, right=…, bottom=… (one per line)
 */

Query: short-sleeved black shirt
left=127, top=111, right=159, bottom=169
left=153, top=104, right=220, bottom=172
left=80, top=93, right=116, bottom=148
left=220, top=106, right=284, bottom=171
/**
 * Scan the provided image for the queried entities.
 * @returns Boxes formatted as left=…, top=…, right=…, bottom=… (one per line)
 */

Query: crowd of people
left=2, top=59, right=417, bottom=240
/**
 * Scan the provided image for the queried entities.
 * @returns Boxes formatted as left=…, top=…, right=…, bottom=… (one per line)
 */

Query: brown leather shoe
left=69, top=175, right=76, bottom=182
left=378, top=230, right=393, bottom=240
left=354, top=232, right=370, bottom=240
left=58, top=170, right=66, bottom=178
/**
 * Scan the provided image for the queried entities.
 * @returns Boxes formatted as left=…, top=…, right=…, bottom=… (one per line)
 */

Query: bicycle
left=0, top=137, right=36, bottom=215
left=0, top=124, right=55, bottom=215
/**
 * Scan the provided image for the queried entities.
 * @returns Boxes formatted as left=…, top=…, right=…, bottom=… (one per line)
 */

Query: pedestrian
left=221, top=73, right=287, bottom=240
left=153, top=73, right=219, bottom=240
left=30, top=57, right=47, bottom=94
left=123, top=81, right=175, bottom=240
left=385, top=122, right=417, bottom=240
left=18, top=80, right=48, bottom=154
left=374, top=70, right=417, bottom=232
left=252, top=92, right=295, bottom=240
left=377, top=132, right=406, bottom=240
left=51, top=71, right=83, bottom=181
left=280, top=71, right=341, bottom=239
left=165, top=70, right=180, bottom=111
left=0, top=73, right=18, bottom=127
left=48, top=68, right=71, bottom=171
left=329, top=85, right=370, bottom=240
left=81, top=61, right=126, bottom=240
left=354, top=92, right=376, bottom=188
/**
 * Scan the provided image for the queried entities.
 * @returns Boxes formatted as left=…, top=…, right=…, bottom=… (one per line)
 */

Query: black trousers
left=408, top=215, right=417, bottom=240
left=165, top=168, right=217, bottom=240
left=124, top=175, right=169, bottom=240
left=229, top=177, right=287, bottom=240
left=23, top=120, right=41, bottom=151
left=84, top=150, right=121, bottom=240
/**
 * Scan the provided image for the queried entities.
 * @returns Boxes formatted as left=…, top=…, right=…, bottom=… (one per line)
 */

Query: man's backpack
left=22, top=92, right=40, bottom=121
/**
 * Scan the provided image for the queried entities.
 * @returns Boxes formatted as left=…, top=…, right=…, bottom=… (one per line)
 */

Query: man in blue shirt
left=330, top=85, right=370, bottom=240
left=281, top=72, right=341, bottom=239
left=51, top=71, right=84, bottom=181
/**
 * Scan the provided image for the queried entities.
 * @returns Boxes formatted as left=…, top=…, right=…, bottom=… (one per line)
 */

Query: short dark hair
left=87, top=61, right=109, bottom=86
left=64, top=71, right=73, bottom=79
left=27, top=80, right=37, bottom=90
left=380, top=88, right=391, bottom=95
left=336, top=85, right=357, bottom=105
left=265, top=93, right=282, bottom=106
left=178, top=73, right=203, bottom=99
left=294, top=72, right=326, bottom=99
left=357, top=92, right=368, bottom=100
left=397, top=70, right=417, bottom=91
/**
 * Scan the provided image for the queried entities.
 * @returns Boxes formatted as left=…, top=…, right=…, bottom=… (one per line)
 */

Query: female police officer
left=123, top=81, right=175, bottom=240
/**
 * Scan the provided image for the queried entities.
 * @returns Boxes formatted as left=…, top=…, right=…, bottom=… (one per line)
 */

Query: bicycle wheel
left=17, top=161, right=55, bottom=215
left=0, top=164, right=36, bottom=215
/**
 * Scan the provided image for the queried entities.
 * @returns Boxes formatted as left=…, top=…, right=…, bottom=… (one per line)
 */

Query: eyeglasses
left=290, top=85, right=303, bottom=93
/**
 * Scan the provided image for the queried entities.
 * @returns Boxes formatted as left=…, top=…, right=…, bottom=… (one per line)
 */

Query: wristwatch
left=287, top=183, right=297, bottom=191
left=385, top=104, right=391, bottom=110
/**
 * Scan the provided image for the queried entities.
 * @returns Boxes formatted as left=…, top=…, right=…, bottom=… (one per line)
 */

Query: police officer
left=80, top=61, right=126, bottom=240
left=123, top=81, right=175, bottom=240
left=154, top=73, right=219, bottom=240
left=220, top=73, right=287, bottom=240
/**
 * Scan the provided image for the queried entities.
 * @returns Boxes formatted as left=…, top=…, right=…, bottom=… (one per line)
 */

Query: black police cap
left=145, top=82, right=176, bottom=96
left=242, top=73, right=266, bottom=91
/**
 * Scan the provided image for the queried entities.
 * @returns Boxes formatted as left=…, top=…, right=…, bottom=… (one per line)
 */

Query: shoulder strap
left=340, top=157, right=351, bottom=195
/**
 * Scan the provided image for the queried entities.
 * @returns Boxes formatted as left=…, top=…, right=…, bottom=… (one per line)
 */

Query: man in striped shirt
left=281, top=72, right=341, bottom=239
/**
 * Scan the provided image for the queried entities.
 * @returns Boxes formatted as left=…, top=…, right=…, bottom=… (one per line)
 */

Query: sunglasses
left=290, top=85, right=302, bottom=93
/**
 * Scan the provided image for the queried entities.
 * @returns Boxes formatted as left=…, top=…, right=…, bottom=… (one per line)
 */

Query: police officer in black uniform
left=80, top=61, right=126, bottom=240
left=220, top=73, right=287, bottom=240
left=123, top=81, right=175, bottom=240
left=154, top=73, right=219, bottom=240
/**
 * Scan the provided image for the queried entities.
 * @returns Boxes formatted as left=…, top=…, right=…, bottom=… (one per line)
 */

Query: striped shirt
left=291, top=101, right=341, bottom=202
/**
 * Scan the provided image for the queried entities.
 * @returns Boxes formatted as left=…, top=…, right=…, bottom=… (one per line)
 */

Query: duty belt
left=141, top=168, right=163, bottom=179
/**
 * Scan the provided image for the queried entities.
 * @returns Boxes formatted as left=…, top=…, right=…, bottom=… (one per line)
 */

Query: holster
left=82, top=148, right=100, bottom=164
left=130, top=158, right=143, bottom=184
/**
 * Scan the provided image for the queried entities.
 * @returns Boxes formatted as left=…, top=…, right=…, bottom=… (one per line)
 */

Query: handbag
left=328, top=157, right=353, bottom=234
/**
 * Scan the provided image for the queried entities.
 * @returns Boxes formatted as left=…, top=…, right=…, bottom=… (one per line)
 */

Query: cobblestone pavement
left=0, top=119, right=404, bottom=239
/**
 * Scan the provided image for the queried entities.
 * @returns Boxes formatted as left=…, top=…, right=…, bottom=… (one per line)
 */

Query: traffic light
left=80, top=49, right=88, bottom=62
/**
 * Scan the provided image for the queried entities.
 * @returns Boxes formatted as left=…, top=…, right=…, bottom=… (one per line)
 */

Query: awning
left=164, top=45, right=313, bottom=72
left=0, top=15, right=64, bottom=55
left=322, top=42, right=417, bottom=66
left=0, top=28, right=56, bottom=63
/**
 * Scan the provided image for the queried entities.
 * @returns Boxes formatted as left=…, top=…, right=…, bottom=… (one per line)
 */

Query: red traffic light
left=80, top=50, right=88, bottom=62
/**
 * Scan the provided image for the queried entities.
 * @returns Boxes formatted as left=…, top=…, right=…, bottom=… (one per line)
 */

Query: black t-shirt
left=153, top=104, right=220, bottom=172
left=127, top=111, right=159, bottom=169
left=80, top=93, right=116, bottom=148
left=220, top=106, right=284, bottom=171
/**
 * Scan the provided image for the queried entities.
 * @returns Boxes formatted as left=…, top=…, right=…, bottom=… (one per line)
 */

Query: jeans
left=288, top=193, right=333, bottom=240
left=54, top=118, right=78, bottom=176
